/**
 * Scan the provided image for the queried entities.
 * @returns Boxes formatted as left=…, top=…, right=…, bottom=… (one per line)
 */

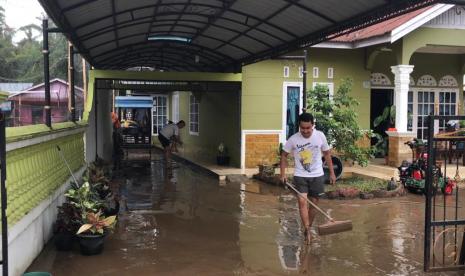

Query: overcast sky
left=0, top=0, right=45, bottom=42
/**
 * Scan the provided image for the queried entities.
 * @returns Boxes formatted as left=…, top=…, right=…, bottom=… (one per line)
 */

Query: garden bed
left=252, top=172, right=406, bottom=200
left=325, top=177, right=406, bottom=199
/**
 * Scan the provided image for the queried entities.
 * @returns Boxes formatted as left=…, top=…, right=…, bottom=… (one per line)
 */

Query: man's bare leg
left=297, top=194, right=312, bottom=243
left=164, top=147, right=171, bottom=168
left=308, top=197, right=319, bottom=230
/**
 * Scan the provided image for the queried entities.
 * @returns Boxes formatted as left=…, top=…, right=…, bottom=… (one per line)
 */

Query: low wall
left=2, top=123, right=86, bottom=276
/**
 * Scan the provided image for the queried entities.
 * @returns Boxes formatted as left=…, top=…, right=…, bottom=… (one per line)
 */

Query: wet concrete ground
left=27, top=153, right=465, bottom=275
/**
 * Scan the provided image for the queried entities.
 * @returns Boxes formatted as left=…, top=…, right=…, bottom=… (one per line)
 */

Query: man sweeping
left=158, top=120, right=186, bottom=168
left=280, top=113, right=336, bottom=244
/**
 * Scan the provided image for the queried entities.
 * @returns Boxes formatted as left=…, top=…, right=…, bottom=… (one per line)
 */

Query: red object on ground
left=445, top=179, right=455, bottom=195
left=387, top=127, right=397, bottom=131
left=413, top=170, right=422, bottom=180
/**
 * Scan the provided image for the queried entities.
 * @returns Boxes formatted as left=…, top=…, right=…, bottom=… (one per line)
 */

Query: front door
left=286, top=86, right=300, bottom=139
left=370, top=89, right=393, bottom=145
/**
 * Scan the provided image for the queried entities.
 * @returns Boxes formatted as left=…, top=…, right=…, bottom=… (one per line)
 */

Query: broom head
left=317, top=220, right=353, bottom=235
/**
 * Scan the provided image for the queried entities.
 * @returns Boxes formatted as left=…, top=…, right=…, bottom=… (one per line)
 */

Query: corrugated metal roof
left=38, top=0, right=440, bottom=72
left=0, top=83, right=33, bottom=93
left=331, top=6, right=433, bottom=42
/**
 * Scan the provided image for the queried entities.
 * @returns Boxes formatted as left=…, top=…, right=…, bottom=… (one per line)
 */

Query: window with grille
left=408, top=91, right=413, bottom=131
left=438, top=91, right=457, bottom=131
left=189, top=94, right=199, bottom=135
left=417, top=91, right=435, bottom=140
left=152, top=95, right=168, bottom=135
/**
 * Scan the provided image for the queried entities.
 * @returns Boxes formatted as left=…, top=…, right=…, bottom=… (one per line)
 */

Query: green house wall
left=241, top=48, right=371, bottom=131
left=152, top=90, right=241, bottom=167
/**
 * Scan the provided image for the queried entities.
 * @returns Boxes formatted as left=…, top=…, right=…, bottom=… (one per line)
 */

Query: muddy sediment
left=27, top=152, right=463, bottom=275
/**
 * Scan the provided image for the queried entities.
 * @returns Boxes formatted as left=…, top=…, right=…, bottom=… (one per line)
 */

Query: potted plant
left=374, top=105, right=396, bottom=132
left=372, top=133, right=388, bottom=163
left=53, top=203, right=81, bottom=251
left=216, top=143, right=230, bottom=166
left=65, top=182, right=103, bottom=215
left=85, top=164, right=112, bottom=199
left=76, top=211, right=117, bottom=255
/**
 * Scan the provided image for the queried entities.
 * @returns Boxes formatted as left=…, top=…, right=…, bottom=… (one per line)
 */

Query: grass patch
left=326, top=177, right=387, bottom=193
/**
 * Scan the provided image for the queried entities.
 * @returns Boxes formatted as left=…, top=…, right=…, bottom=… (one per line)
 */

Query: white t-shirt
left=283, top=130, right=330, bottom=177
left=160, top=124, right=179, bottom=138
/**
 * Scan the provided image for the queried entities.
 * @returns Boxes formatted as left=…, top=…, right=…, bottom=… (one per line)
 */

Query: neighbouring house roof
left=313, top=4, right=454, bottom=49
left=25, top=78, right=84, bottom=92
left=8, top=78, right=84, bottom=104
left=0, top=83, right=33, bottom=93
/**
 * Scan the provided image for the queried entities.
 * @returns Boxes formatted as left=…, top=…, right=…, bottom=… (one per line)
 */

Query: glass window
left=189, top=94, right=199, bottom=135
left=152, top=95, right=168, bottom=135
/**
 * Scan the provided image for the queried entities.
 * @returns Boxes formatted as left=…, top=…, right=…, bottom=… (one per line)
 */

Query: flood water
left=27, top=154, right=465, bottom=275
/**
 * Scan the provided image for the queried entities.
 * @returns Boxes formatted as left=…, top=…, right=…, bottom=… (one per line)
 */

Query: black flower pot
left=54, top=232, right=74, bottom=251
left=77, top=233, right=106, bottom=255
left=216, top=156, right=230, bottom=166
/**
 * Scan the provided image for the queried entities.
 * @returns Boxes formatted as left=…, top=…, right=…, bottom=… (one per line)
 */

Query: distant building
left=8, top=78, right=84, bottom=126
left=0, top=82, right=33, bottom=93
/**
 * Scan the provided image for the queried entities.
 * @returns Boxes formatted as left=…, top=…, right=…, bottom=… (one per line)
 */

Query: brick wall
left=245, top=134, right=279, bottom=168
left=387, top=133, right=415, bottom=167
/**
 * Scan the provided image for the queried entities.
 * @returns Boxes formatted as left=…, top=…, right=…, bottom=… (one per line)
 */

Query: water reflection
left=27, top=153, right=465, bottom=276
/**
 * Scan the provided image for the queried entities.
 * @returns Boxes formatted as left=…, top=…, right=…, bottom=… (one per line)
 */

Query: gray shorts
left=293, top=176, right=325, bottom=198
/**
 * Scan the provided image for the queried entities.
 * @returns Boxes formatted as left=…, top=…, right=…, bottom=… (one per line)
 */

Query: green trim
left=402, top=27, right=465, bottom=64
left=6, top=132, right=85, bottom=226
left=6, top=122, right=87, bottom=143
left=82, top=70, right=95, bottom=122
left=91, top=69, right=242, bottom=82
left=0, top=91, right=8, bottom=103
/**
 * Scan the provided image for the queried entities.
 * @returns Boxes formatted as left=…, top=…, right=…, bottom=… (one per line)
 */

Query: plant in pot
left=372, top=133, right=388, bottom=163
left=373, top=105, right=396, bottom=132
left=76, top=211, right=117, bottom=255
left=65, top=182, right=104, bottom=215
left=372, top=105, right=396, bottom=162
left=216, top=142, right=230, bottom=166
left=85, top=164, right=112, bottom=199
left=53, top=202, right=81, bottom=251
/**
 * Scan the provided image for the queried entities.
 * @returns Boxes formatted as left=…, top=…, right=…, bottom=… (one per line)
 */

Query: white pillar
left=391, top=65, right=414, bottom=133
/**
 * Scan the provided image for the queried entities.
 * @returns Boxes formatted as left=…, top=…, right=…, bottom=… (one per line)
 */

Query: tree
left=18, top=24, right=41, bottom=44
left=307, top=78, right=373, bottom=166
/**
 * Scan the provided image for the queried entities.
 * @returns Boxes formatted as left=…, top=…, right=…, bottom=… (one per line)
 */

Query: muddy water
left=27, top=157, right=463, bottom=275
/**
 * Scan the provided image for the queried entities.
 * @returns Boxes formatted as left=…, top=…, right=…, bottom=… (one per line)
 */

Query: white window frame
left=189, top=93, right=200, bottom=135
left=409, top=88, right=459, bottom=140
left=282, top=82, right=303, bottom=144
left=298, top=66, right=303, bottom=78
left=172, top=91, right=179, bottom=123
left=328, top=67, right=334, bottom=79
left=312, top=67, right=319, bottom=78
left=283, top=66, right=289, bottom=78
left=152, top=95, right=169, bottom=136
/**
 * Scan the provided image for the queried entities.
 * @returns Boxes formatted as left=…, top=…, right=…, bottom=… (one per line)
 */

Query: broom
left=284, top=180, right=352, bottom=235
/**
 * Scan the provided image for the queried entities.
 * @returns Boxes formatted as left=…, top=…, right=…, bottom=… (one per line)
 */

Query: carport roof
left=39, top=0, right=446, bottom=72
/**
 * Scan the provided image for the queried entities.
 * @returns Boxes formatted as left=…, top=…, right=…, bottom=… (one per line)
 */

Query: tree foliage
left=307, top=78, right=373, bottom=166
left=0, top=6, right=86, bottom=86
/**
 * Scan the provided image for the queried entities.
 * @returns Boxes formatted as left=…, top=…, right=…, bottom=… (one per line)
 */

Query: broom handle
left=56, top=145, right=79, bottom=185
left=284, top=180, right=334, bottom=221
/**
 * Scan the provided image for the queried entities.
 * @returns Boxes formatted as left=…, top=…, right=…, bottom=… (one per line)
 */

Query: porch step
left=347, top=164, right=397, bottom=181
left=365, top=164, right=398, bottom=178
left=351, top=170, right=393, bottom=181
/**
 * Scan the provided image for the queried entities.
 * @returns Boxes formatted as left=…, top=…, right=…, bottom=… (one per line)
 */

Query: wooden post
left=82, top=58, right=87, bottom=106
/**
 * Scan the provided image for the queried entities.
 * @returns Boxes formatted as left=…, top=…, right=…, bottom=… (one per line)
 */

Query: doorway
left=286, top=86, right=300, bottom=139
left=370, top=89, right=393, bottom=150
